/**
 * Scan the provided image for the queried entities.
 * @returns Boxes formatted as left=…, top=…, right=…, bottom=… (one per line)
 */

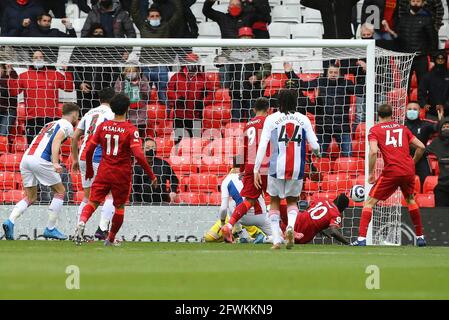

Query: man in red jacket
left=17, top=50, right=74, bottom=144
left=167, top=53, right=213, bottom=139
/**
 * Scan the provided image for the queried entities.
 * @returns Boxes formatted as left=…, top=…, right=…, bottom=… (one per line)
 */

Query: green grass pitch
left=1, top=241, right=448, bottom=300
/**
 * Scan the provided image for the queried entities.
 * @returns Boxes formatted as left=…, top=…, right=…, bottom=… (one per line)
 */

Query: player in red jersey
left=221, top=98, right=270, bottom=242
left=279, top=194, right=350, bottom=245
left=353, top=104, right=427, bottom=246
left=74, top=93, right=157, bottom=246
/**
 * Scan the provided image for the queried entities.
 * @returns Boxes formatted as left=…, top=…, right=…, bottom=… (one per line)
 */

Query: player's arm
left=410, top=136, right=426, bottom=164
left=304, top=117, right=321, bottom=158
left=51, top=130, right=68, bottom=174
left=368, top=140, right=379, bottom=184
left=253, top=120, right=271, bottom=189
left=70, top=128, right=83, bottom=173
left=327, top=226, right=350, bottom=245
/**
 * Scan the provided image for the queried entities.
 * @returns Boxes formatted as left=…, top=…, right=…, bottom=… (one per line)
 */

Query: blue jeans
left=0, top=110, right=16, bottom=136
left=143, top=66, right=169, bottom=106
left=318, top=131, right=352, bottom=158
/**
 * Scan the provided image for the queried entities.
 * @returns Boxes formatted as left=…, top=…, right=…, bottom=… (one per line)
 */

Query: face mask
left=149, top=19, right=161, bottom=27
left=33, top=61, right=45, bottom=70
left=229, top=6, right=242, bottom=17
left=145, top=149, right=155, bottom=159
left=17, top=0, right=28, bottom=5
left=125, top=72, right=138, bottom=80
left=441, top=129, right=449, bottom=139
left=410, top=5, right=422, bottom=13
left=39, top=25, right=51, bottom=31
left=406, top=109, right=419, bottom=121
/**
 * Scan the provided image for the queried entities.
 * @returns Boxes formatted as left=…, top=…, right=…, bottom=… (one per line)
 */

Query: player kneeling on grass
left=353, top=104, right=427, bottom=247
left=218, top=157, right=272, bottom=243
left=254, top=89, right=321, bottom=250
left=74, top=93, right=157, bottom=246
left=2, top=103, right=80, bottom=240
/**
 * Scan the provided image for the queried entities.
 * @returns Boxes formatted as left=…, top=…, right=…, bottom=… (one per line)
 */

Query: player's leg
left=96, top=194, right=115, bottom=240
left=43, top=182, right=68, bottom=240
left=402, top=176, right=425, bottom=246
left=283, top=180, right=303, bottom=249
left=105, top=204, right=124, bottom=246
left=3, top=187, right=37, bottom=240
left=77, top=187, right=90, bottom=223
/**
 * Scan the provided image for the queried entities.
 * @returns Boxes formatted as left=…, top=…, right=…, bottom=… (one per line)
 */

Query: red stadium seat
left=354, top=123, right=366, bottom=141
left=409, top=88, right=418, bottom=101
left=60, top=140, right=71, bottom=159
left=147, top=104, right=166, bottom=121
left=212, top=89, right=231, bottom=105
left=333, top=157, right=364, bottom=176
left=311, top=157, right=331, bottom=174
left=0, top=153, right=23, bottom=171
left=387, top=88, right=407, bottom=110
left=430, top=158, right=439, bottom=176
left=415, top=194, right=435, bottom=208
left=0, top=136, right=8, bottom=154
left=0, top=171, right=16, bottom=190
left=153, top=120, right=173, bottom=138
left=168, top=156, right=200, bottom=175
left=200, top=156, right=230, bottom=175
left=11, top=135, right=28, bottom=153
left=16, top=103, right=26, bottom=124
left=202, top=128, right=222, bottom=141
left=224, top=122, right=245, bottom=139
left=206, top=192, right=222, bottom=205
left=14, top=172, right=23, bottom=189
left=188, top=174, right=219, bottom=192
left=352, top=175, right=366, bottom=186
left=327, top=139, right=340, bottom=159
left=205, top=72, right=220, bottom=92
left=304, top=179, right=319, bottom=192
left=320, top=174, right=353, bottom=192
left=410, top=72, right=418, bottom=89
left=422, top=176, right=438, bottom=194
left=154, top=137, right=174, bottom=158
left=263, top=73, right=287, bottom=96
left=177, top=192, right=206, bottom=205
left=311, top=192, right=338, bottom=203
left=351, top=140, right=366, bottom=158
left=2, top=190, right=23, bottom=203
left=203, top=105, right=231, bottom=129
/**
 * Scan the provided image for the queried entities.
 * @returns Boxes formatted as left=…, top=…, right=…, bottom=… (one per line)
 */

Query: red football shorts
left=240, top=173, right=267, bottom=199
left=89, top=179, right=131, bottom=207
left=369, top=174, right=415, bottom=201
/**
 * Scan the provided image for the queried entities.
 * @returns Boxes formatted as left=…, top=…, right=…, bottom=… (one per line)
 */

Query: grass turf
left=0, top=241, right=448, bottom=299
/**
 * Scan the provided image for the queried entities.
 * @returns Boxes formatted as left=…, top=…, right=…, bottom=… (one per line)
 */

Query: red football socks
left=108, top=208, right=124, bottom=242
left=358, top=207, right=373, bottom=238
left=408, top=203, right=423, bottom=237
left=80, top=203, right=96, bottom=224
left=229, top=200, right=252, bottom=226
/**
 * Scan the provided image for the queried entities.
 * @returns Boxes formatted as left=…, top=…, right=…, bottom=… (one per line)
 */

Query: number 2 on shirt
left=105, top=134, right=119, bottom=156
left=385, top=129, right=403, bottom=148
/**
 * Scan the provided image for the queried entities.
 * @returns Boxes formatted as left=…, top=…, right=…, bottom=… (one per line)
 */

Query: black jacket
left=395, top=9, right=438, bottom=55
left=405, top=118, right=437, bottom=154
left=247, top=0, right=271, bottom=39
left=300, top=0, right=359, bottom=39
left=203, top=0, right=254, bottom=38
left=361, top=0, right=399, bottom=31
left=398, top=0, right=444, bottom=30
left=426, top=117, right=449, bottom=187
left=131, top=157, right=179, bottom=204
left=1, top=0, right=44, bottom=37
left=315, top=77, right=355, bottom=133
left=21, top=25, right=77, bottom=38
left=0, top=70, right=18, bottom=114
left=418, top=66, right=449, bottom=116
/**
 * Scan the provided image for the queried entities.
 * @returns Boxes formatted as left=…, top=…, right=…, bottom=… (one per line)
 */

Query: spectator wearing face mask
left=70, top=24, right=122, bottom=115
left=0, top=64, right=19, bottom=138
left=203, top=0, right=254, bottom=39
left=1, top=0, right=44, bottom=37
left=426, top=117, right=449, bottom=207
left=114, top=65, right=151, bottom=137
left=419, top=51, right=449, bottom=121
left=398, top=0, right=444, bottom=34
left=405, top=101, right=443, bottom=186
left=131, top=138, right=179, bottom=204
left=21, top=13, right=77, bottom=38
left=81, top=0, right=136, bottom=38
left=383, top=0, right=438, bottom=90
left=18, top=50, right=74, bottom=145
left=167, top=53, right=212, bottom=138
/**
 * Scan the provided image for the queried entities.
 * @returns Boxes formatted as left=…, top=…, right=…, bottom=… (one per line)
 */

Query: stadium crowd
left=0, top=0, right=448, bottom=207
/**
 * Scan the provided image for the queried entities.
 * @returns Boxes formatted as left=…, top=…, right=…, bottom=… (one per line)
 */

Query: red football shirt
left=368, top=121, right=415, bottom=177
left=243, top=115, right=269, bottom=174
left=294, top=201, right=342, bottom=244
left=91, top=120, right=145, bottom=183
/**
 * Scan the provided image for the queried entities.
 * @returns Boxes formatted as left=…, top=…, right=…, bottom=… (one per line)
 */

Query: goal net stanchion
left=0, top=37, right=414, bottom=244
